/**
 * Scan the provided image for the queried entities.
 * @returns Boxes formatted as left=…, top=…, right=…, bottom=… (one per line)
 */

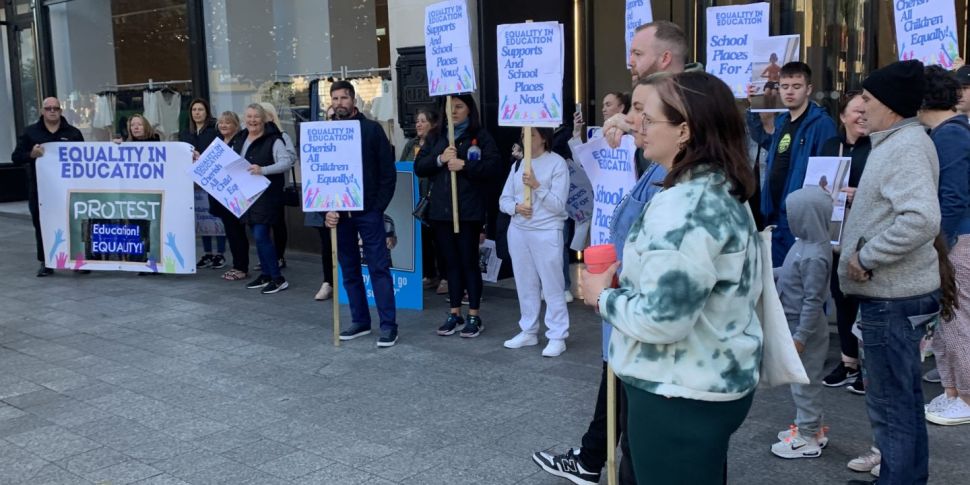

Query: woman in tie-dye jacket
left=582, top=71, right=763, bottom=484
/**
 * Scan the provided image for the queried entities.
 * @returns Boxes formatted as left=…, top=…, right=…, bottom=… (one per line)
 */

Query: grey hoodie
left=776, top=187, right=833, bottom=344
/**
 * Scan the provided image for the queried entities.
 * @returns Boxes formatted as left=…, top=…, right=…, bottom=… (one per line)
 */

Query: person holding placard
left=415, top=94, right=501, bottom=338
left=323, top=81, right=399, bottom=348
left=581, top=71, right=761, bottom=484
left=214, top=111, right=251, bottom=282
left=746, top=62, right=837, bottom=267
left=500, top=127, right=570, bottom=357
left=259, top=102, right=296, bottom=270
left=534, top=21, right=696, bottom=485
left=11, top=97, right=84, bottom=277
left=233, top=103, right=293, bottom=294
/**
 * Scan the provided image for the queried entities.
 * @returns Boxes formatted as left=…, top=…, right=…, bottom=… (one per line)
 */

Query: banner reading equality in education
left=706, top=3, right=770, bottom=98
left=893, top=0, right=959, bottom=68
left=625, top=0, right=653, bottom=66
left=572, top=135, right=638, bottom=246
left=425, top=0, right=477, bottom=96
left=299, top=120, right=364, bottom=212
left=36, top=142, right=196, bottom=274
left=192, top=138, right=270, bottom=218
left=497, top=21, right=564, bottom=127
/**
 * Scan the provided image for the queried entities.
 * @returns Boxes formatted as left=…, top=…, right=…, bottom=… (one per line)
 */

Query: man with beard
left=324, top=81, right=399, bottom=347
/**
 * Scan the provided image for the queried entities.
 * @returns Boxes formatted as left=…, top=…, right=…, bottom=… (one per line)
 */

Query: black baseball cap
left=956, top=65, right=970, bottom=86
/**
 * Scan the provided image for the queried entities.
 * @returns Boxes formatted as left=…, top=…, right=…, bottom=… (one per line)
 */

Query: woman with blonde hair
left=115, top=114, right=160, bottom=142
left=257, top=102, right=295, bottom=269
left=214, top=110, right=252, bottom=281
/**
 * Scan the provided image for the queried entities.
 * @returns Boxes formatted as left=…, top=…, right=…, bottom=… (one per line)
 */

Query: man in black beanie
left=840, top=59, right=942, bottom=485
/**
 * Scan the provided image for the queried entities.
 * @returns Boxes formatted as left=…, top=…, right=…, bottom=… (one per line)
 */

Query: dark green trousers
left=623, top=383, right=754, bottom=485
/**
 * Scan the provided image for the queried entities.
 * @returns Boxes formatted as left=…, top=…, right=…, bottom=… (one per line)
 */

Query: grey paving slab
left=5, top=425, right=101, bottom=461
left=3, top=215, right=970, bottom=484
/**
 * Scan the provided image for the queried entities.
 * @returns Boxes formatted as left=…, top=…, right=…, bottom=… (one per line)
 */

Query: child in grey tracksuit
left=771, top=187, right=833, bottom=458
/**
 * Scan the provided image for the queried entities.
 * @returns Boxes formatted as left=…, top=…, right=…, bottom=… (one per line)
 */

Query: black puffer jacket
left=11, top=116, right=84, bottom=200
left=414, top=127, right=501, bottom=222
left=179, top=118, right=219, bottom=154
left=231, top=123, right=284, bottom=225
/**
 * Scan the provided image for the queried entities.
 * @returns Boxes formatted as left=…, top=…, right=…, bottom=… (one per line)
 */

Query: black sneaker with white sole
left=847, top=378, right=866, bottom=395
left=532, top=448, right=599, bottom=485
left=377, top=329, right=398, bottom=348
left=261, top=278, right=289, bottom=294
left=340, top=322, right=372, bottom=341
left=437, top=313, right=464, bottom=336
left=459, top=315, right=483, bottom=338
left=246, top=275, right=271, bottom=289
left=210, top=255, right=226, bottom=269
left=823, top=362, right=860, bottom=387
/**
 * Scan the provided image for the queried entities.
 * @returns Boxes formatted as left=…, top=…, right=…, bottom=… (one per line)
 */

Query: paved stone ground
left=1, top=213, right=967, bottom=484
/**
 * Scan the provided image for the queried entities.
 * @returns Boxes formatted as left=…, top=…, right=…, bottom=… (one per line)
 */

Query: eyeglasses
left=640, top=113, right=678, bottom=128
left=43, top=106, right=62, bottom=112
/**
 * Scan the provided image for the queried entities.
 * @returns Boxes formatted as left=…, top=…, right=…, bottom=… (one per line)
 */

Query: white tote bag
left=747, top=206, right=810, bottom=387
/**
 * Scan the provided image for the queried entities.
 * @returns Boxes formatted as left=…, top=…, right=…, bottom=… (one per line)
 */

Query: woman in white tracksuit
left=500, top=127, right=571, bottom=357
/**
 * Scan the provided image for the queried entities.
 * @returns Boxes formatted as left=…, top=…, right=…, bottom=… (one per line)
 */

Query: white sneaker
left=847, top=446, right=881, bottom=472
left=503, top=332, right=538, bottom=349
left=314, top=282, right=333, bottom=301
left=871, top=464, right=881, bottom=477
left=925, top=393, right=957, bottom=414
left=563, top=290, right=574, bottom=303
left=775, top=426, right=828, bottom=449
left=542, top=339, right=566, bottom=357
left=770, top=430, right=823, bottom=459
left=926, top=396, right=970, bottom=425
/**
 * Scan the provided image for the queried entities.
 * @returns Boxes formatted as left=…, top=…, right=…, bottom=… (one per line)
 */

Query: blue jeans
left=859, top=290, right=940, bottom=485
left=251, top=224, right=280, bottom=279
left=202, top=236, right=226, bottom=254
left=336, top=210, right=396, bottom=332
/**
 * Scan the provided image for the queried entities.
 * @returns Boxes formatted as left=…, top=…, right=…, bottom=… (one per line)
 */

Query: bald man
left=12, top=97, right=84, bottom=276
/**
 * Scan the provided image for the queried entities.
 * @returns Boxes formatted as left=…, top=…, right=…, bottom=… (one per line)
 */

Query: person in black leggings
left=819, top=91, right=871, bottom=394
left=414, top=94, right=500, bottom=338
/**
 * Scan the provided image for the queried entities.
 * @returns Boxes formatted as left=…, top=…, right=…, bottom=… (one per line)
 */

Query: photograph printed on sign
left=749, top=35, right=800, bottom=112
left=803, top=156, right=851, bottom=245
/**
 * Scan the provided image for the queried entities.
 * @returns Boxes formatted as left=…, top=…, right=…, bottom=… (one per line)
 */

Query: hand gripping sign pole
left=331, top=227, right=340, bottom=347
left=447, top=96, right=460, bottom=233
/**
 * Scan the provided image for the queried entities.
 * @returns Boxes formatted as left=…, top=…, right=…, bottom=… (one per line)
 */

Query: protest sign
left=893, top=0, right=959, bottom=68
left=625, top=0, right=653, bottom=66
left=192, top=138, right=270, bottom=218
left=706, top=3, right=770, bottom=98
left=194, top=188, right=224, bottom=236
left=425, top=0, right=476, bottom=96
left=497, top=21, right=564, bottom=127
left=804, top=156, right=852, bottom=245
left=572, top=135, right=638, bottom=246
left=37, top=142, right=195, bottom=273
left=565, top=157, right=593, bottom=251
left=299, top=120, right=364, bottom=212
left=338, top=162, right=423, bottom=310
left=750, top=35, right=800, bottom=112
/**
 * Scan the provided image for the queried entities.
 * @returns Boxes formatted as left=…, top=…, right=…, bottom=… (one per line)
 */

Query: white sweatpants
left=508, top=224, right=569, bottom=340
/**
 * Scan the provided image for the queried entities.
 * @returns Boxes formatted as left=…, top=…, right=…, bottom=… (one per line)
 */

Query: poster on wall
left=749, top=35, right=801, bottom=112
left=497, top=21, right=564, bottom=127
left=299, top=120, right=364, bottom=212
left=338, top=162, right=423, bottom=310
left=892, top=0, right=959, bottom=68
left=705, top=3, right=770, bottom=98
left=36, top=142, right=196, bottom=273
left=572, top=135, right=638, bottom=246
left=192, top=139, right=270, bottom=218
left=425, top=0, right=477, bottom=96
left=625, top=0, right=653, bottom=66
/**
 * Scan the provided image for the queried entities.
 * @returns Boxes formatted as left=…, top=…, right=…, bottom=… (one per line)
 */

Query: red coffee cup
left=584, top=244, right=617, bottom=274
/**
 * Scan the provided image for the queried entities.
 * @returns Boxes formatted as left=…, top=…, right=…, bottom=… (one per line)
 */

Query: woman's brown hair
left=641, top=71, right=756, bottom=201
left=126, top=114, right=157, bottom=141
left=936, top=235, right=959, bottom=322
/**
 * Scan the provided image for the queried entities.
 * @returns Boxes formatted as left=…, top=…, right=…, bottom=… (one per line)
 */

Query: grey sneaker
left=923, top=368, right=941, bottom=383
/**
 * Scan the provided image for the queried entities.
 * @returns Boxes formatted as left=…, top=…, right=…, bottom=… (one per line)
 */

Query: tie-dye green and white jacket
left=599, top=167, right=764, bottom=402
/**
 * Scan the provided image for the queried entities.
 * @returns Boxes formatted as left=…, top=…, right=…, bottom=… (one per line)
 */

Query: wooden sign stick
left=606, top=363, right=617, bottom=485
left=523, top=128, right=533, bottom=208
left=446, top=96, right=460, bottom=233
left=331, top=227, right=340, bottom=347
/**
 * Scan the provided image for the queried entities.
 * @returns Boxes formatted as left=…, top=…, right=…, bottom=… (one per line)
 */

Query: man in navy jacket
left=324, top=81, right=399, bottom=347
left=748, top=62, right=837, bottom=266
